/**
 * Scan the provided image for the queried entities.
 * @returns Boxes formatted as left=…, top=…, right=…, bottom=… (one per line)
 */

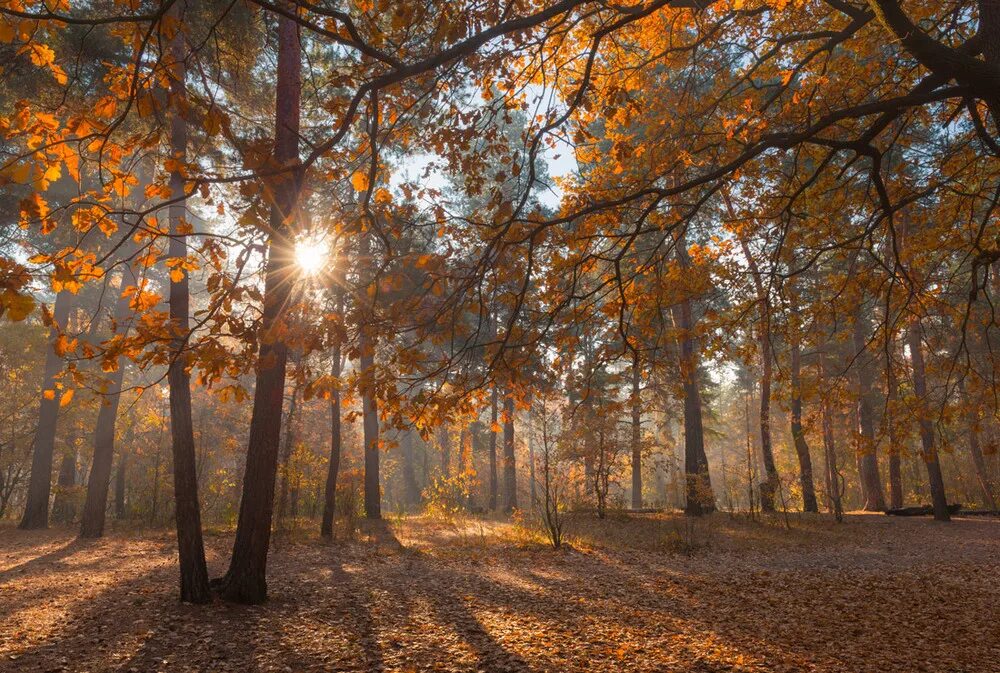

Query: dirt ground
left=1, top=512, right=998, bottom=673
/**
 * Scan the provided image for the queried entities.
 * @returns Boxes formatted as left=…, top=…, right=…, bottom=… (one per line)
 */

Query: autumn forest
left=1, top=0, right=999, bottom=671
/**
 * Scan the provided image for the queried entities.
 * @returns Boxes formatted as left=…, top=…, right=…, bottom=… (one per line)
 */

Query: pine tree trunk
left=502, top=393, right=517, bottom=513
left=277, top=383, right=300, bottom=522
left=80, top=278, right=133, bottom=538
left=19, top=289, right=72, bottom=530
left=51, top=443, right=77, bottom=523
left=321, top=348, right=342, bottom=538
left=114, top=449, right=127, bottom=519
left=886, top=339, right=904, bottom=510
left=488, top=385, right=498, bottom=510
left=907, top=318, right=950, bottom=521
left=217, top=12, right=301, bottom=603
left=790, top=339, right=818, bottom=512
left=402, top=429, right=420, bottom=507
left=631, top=350, right=642, bottom=509
left=165, top=4, right=211, bottom=602
left=852, top=307, right=887, bottom=511
left=361, top=334, right=380, bottom=519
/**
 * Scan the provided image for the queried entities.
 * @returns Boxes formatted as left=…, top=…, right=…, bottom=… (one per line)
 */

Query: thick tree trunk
left=321, top=348, right=342, bottom=538
left=19, top=289, right=73, bottom=530
left=671, top=244, right=715, bottom=516
left=631, top=350, right=642, bottom=509
left=488, top=385, right=498, bottom=510
left=217, top=13, right=300, bottom=604
left=852, top=307, right=887, bottom=511
left=165, top=5, right=211, bottom=602
left=790, top=339, right=818, bottom=512
left=502, top=393, right=517, bottom=513
left=80, top=280, right=133, bottom=538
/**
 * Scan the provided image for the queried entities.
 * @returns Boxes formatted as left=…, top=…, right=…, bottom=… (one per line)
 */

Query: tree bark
left=321, top=348, right=342, bottom=538
left=277, top=382, right=300, bottom=522
left=51, top=442, right=77, bottom=524
left=907, top=318, right=950, bottom=521
left=165, top=3, right=211, bottom=602
left=630, top=350, right=642, bottom=509
left=886, top=343, right=904, bottom=510
left=790, top=338, right=818, bottom=512
left=80, top=279, right=133, bottom=538
left=19, top=289, right=73, bottom=529
left=852, top=307, right=887, bottom=511
left=488, top=385, right=498, bottom=510
left=361, top=334, right=380, bottom=519
left=401, top=428, right=420, bottom=507
left=737, top=234, right=779, bottom=512
left=502, top=393, right=517, bottom=513
left=217, top=12, right=300, bottom=603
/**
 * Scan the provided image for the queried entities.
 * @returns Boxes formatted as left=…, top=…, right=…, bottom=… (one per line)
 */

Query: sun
left=294, top=235, right=329, bottom=275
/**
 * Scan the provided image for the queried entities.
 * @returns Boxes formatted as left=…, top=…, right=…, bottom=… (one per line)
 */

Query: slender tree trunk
left=790, top=338, right=818, bottom=512
left=80, top=281, right=132, bottom=538
left=402, top=429, right=420, bottom=507
left=852, top=307, right=887, bottom=511
left=631, top=350, right=642, bottom=509
left=502, top=393, right=517, bottom=513
left=277, top=382, right=300, bottom=522
left=19, top=289, right=72, bottom=529
left=114, top=449, right=127, bottom=519
left=737, top=234, right=779, bottom=511
left=488, top=385, right=498, bottom=510
left=51, top=442, right=77, bottom=523
left=321, top=347, right=342, bottom=538
left=886, top=344, right=904, bottom=509
left=439, top=424, right=451, bottom=477
left=528, top=406, right=537, bottom=509
left=907, top=318, right=950, bottom=521
left=165, top=4, right=211, bottom=602
left=361, top=336, right=380, bottom=519
left=217, top=13, right=301, bottom=603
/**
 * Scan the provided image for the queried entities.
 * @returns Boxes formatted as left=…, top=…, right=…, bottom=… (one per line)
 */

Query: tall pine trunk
left=907, top=318, right=950, bottom=520
left=321, top=347, right=342, bottom=538
left=80, top=278, right=133, bottom=538
left=502, top=393, right=517, bottom=513
left=790, top=338, right=818, bottom=512
left=852, top=307, right=886, bottom=511
left=886, top=340, right=904, bottom=509
left=19, top=289, right=73, bottom=529
left=630, top=350, right=642, bottom=509
left=217, top=13, right=301, bottom=603
left=165, top=5, right=210, bottom=602
left=361, top=334, right=380, bottom=519
left=488, top=385, right=498, bottom=510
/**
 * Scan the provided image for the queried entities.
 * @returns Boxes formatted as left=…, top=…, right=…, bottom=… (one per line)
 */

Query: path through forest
left=1, top=514, right=998, bottom=673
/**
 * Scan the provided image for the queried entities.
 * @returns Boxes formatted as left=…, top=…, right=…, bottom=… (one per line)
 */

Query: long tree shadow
left=0, top=537, right=93, bottom=587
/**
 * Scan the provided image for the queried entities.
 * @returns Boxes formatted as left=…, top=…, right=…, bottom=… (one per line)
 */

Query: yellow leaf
left=60, top=389, right=74, bottom=407
left=43, top=389, right=55, bottom=400
left=351, top=171, right=369, bottom=192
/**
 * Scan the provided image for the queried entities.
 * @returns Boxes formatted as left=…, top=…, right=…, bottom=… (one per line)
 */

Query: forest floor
left=1, top=512, right=999, bottom=673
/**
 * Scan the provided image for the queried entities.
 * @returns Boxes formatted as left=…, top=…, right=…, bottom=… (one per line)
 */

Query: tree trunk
left=277, top=382, right=300, bottom=522
left=790, top=338, right=818, bottom=512
left=488, top=385, right=498, bottom=510
left=19, top=289, right=73, bottom=529
left=79, top=276, right=133, bottom=538
left=528, top=406, right=537, bottom=509
left=820, top=355, right=844, bottom=522
left=502, top=393, right=517, bottom=513
left=321, top=347, right=342, bottom=538
left=737, top=234, right=779, bottom=511
left=907, top=318, right=950, bottom=521
left=852, top=307, right=887, bottom=511
left=886, top=345, right=904, bottom=510
left=217, top=12, right=300, bottom=604
left=114, top=449, right=127, bottom=519
left=439, top=424, right=451, bottom=478
left=401, top=428, right=420, bottom=507
left=361, top=337, right=380, bottom=519
left=165, top=4, right=211, bottom=602
left=51, top=443, right=77, bottom=524
left=630, top=350, right=642, bottom=509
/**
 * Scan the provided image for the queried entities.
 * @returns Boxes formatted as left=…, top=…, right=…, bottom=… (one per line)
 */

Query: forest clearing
left=3, top=0, right=1000, bottom=671
left=3, top=513, right=1000, bottom=673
